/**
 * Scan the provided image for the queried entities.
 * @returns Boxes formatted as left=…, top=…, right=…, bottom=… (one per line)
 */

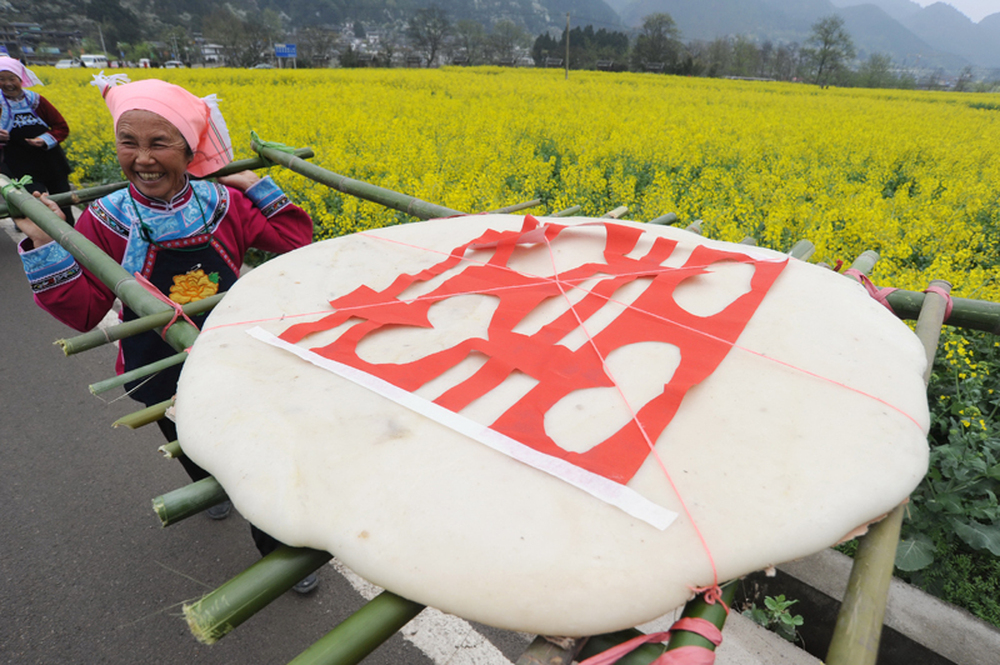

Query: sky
left=914, top=1, right=1000, bottom=22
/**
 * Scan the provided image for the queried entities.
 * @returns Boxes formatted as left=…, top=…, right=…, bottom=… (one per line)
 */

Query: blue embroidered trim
left=20, top=240, right=81, bottom=293
left=245, top=176, right=290, bottom=218
left=1, top=90, right=42, bottom=133
left=90, top=181, right=229, bottom=276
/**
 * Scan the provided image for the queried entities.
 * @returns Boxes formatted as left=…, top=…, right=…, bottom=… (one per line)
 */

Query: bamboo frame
left=251, top=137, right=463, bottom=221
left=184, top=546, right=334, bottom=645
left=89, top=351, right=187, bottom=395
left=112, top=398, right=173, bottom=429
left=286, top=592, right=424, bottom=665
left=59, top=294, right=224, bottom=356
left=152, top=476, right=228, bottom=526
left=825, top=278, right=952, bottom=664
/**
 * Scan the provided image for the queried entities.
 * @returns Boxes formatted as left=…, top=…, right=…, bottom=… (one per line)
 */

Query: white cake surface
left=175, top=215, right=930, bottom=636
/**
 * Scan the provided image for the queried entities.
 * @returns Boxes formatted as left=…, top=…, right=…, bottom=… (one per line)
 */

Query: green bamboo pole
left=826, top=280, right=952, bottom=665
left=483, top=199, right=542, bottom=214
left=849, top=250, right=880, bottom=275
left=59, top=293, right=225, bottom=356
left=287, top=591, right=424, bottom=665
left=886, top=290, right=1000, bottom=334
left=112, top=398, right=173, bottom=429
left=0, top=175, right=201, bottom=355
left=549, top=205, right=582, bottom=217
left=0, top=149, right=314, bottom=217
left=739, top=237, right=757, bottom=245
left=647, top=212, right=678, bottom=226
left=159, top=440, right=183, bottom=459
left=685, top=220, right=703, bottom=234
left=185, top=546, right=334, bottom=645
left=787, top=239, right=815, bottom=261
left=89, top=351, right=187, bottom=395
left=250, top=137, right=463, bottom=221
left=601, top=205, right=628, bottom=219
left=665, top=580, right=738, bottom=652
left=575, top=581, right=737, bottom=664
left=515, top=636, right=587, bottom=665
left=152, top=476, right=228, bottom=526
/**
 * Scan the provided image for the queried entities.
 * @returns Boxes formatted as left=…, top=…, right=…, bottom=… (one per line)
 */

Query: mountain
left=617, top=0, right=975, bottom=70
left=829, top=0, right=922, bottom=23
left=897, top=2, right=1000, bottom=68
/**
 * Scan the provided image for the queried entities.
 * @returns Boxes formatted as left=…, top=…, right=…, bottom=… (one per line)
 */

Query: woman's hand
left=0, top=129, right=8, bottom=144
left=24, top=137, right=46, bottom=148
left=217, top=170, right=261, bottom=192
left=12, top=192, right=63, bottom=249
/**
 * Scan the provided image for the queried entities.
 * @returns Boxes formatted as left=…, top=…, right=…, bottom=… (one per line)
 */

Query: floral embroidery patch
left=169, top=268, right=220, bottom=304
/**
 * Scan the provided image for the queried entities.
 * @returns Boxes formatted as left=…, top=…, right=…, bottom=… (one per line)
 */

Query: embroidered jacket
left=1, top=90, right=69, bottom=149
left=19, top=175, right=313, bottom=375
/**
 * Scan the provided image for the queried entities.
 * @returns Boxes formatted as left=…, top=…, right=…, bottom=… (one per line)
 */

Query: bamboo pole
left=0, top=175, right=201, bottom=355
left=250, top=137, right=463, bottom=221
left=112, top=398, right=173, bottom=429
left=647, top=212, right=678, bottom=226
left=152, top=476, right=228, bottom=526
left=286, top=591, right=425, bottom=665
left=159, top=440, right=183, bottom=459
left=601, top=205, right=628, bottom=219
left=184, top=546, right=334, bottom=645
left=0, top=149, right=315, bottom=217
left=685, top=220, right=703, bottom=234
left=515, top=636, right=587, bottom=665
left=664, top=581, right=738, bottom=652
left=549, top=205, right=582, bottom=217
left=849, top=250, right=879, bottom=275
left=886, top=290, right=1000, bottom=334
left=482, top=199, right=542, bottom=214
left=89, top=351, right=187, bottom=395
left=826, top=280, right=952, bottom=665
left=574, top=581, right=737, bottom=664
left=787, top=240, right=815, bottom=261
left=59, top=294, right=224, bottom=356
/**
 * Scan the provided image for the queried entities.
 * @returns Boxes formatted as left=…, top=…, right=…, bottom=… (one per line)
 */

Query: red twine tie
left=134, top=273, right=198, bottom=338
left=843, top=269, right=898, bottom=314
left=923, top=284, right=953, bottom=322
left=577, top=617, right=723, bottom=665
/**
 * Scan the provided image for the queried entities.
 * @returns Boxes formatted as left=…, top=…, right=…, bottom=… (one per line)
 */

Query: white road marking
left=330, top=559, right=521, bottom=664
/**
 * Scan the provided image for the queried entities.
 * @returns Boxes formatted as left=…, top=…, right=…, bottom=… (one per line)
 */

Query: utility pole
left=565, top=12, right=570, bottom=80
left=97, top=22, right=108, bottom=55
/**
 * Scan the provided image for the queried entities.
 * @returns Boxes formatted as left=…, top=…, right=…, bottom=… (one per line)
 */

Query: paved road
left=0, top=224, right=528, bottom=665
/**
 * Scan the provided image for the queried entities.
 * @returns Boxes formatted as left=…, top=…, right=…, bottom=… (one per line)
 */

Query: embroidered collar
left=128, top=177, right=194, bottom=212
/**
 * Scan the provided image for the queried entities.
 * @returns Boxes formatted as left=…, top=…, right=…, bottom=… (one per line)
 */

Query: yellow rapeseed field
left=33, top=66, right=1000, bottom=303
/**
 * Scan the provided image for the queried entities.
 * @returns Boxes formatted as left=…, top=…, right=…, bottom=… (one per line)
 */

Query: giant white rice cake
left=175, top=215, right=930, bottom=636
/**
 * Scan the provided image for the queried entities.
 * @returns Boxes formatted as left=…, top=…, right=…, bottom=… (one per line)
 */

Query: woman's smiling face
left=115, top=110, right=193, bottom=201
left=0, top=71, right=23, bottom=99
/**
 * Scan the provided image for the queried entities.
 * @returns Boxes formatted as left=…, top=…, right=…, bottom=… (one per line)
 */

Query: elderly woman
left=15, top=75, right=318, bottom=592
left=0, top=56, right=74, bottom=222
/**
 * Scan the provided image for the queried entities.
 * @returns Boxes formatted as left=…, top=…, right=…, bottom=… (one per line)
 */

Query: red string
left=843, top=269, right=898, bottom=314
left=134, top=273, right=199, bottom=339
left=924, top=285, right=953, bottom=322
left=577, top=617, right=723, bottom=665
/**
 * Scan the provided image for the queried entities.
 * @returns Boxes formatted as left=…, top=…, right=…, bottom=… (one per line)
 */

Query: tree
left=487, top=20, right=529, bottom=65
left=407, top=4, right=450, bottom=66
left=954, top=66, right=975, bottom=92
left=453, top=20, right=487, bottom=65
left=803, top=15, right=855, bottom=87
left=203, top=7, right=281, bottom=68
left=298, top=27, right=340, bottom=68
left=630, top=13, right=683, bottom=73
left=857, top=53, right=895, bottom=89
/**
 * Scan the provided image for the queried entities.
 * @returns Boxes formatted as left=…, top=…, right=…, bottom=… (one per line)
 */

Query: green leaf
left=895, top=534, right=936, bottom=571
left=951, top=519, right=1000, bottom=556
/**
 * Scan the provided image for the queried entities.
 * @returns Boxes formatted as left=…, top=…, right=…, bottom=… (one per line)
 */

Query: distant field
left=37, top=66, right=1000, bottom=302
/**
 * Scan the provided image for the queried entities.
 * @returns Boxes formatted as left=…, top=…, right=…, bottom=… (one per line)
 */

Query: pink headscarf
left=0, top=56, right=43, bottom=87
left=91, top=73, right=233, bottom=178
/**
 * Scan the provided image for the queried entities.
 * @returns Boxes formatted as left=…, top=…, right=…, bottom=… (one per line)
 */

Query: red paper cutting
left=279, top=216, right=787, bottom=484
